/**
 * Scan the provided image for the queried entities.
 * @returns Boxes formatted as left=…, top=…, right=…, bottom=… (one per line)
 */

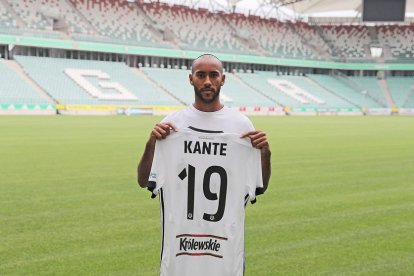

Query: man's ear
left=221, top=74, right=225, bottom=85
left=189, top=74, right=193, bottom=85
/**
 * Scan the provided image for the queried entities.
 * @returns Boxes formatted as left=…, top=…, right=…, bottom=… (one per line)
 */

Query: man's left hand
left=241, top=130, right=269, bottom=151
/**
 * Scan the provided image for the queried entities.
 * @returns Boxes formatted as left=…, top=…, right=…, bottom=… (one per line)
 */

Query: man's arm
left=137, top=136, right=156, bottom=188
left=241, top=130, right=271, bottom=192
left=137, top=123, right=176, bottom=188
left=259, top=146, right=271, bottom=192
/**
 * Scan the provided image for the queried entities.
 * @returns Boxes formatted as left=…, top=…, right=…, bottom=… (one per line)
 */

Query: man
left=137, top=54, right=271, bottom=275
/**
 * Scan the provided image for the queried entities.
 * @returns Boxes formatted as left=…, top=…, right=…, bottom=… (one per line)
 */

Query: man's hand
left=137, top=122, right=177, bottom=188
left=150, top=122, right=177, bottom=142
left=241, top=130, right=271, bottom=192
left=240, top=130, right=269, bottom=151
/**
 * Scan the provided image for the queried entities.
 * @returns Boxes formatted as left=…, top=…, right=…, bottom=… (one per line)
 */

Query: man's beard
left=194, top=87, right=221, bottom=104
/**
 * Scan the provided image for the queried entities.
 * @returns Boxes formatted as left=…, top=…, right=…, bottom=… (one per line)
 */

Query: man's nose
left=204, top=76, right=212, bottom=86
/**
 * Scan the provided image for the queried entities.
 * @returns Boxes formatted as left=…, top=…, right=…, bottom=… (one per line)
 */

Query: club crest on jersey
left=175, top=234, right=227, bottom=258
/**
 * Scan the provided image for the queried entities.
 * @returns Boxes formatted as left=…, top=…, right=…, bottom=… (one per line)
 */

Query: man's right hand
left=138, top=122, right=177, bottom=188
left=150, top=122, right=177, bottom=142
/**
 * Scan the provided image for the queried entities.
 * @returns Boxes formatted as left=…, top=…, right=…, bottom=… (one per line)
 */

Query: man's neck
left=193, top=102, right=224, bottom=112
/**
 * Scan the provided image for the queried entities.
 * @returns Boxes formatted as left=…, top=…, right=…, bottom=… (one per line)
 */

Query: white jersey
left=148, top=129, right=263, bottom=276
left=161, top=105, right=255, bottom=134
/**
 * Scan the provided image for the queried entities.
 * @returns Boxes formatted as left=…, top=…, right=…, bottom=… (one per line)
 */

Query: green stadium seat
left=14, top=56, right=180, bottom=106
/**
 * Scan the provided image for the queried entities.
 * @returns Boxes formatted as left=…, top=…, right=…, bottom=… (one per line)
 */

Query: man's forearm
left=137, top=138, right=156, bottom=188
left=261, top=147, right=271, bottom=192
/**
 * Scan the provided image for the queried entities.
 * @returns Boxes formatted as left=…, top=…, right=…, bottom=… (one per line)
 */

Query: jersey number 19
left=178, top=164, right=227, bottom=222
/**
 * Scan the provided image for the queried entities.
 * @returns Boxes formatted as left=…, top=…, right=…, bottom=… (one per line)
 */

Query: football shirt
left=148, top=128, right=263, bottom=276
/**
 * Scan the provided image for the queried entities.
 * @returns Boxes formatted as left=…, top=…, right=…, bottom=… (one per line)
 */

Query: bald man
left=136, top=54, right=271, bottom=275
left=138, top=54, right=271, bottom=189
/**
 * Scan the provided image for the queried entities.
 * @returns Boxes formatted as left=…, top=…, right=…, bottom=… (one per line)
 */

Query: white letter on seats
left=65, top=69, right=138, bottom=100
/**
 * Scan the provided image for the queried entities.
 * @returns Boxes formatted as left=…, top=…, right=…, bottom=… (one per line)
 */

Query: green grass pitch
left=1, top=116, right=413, bottom=275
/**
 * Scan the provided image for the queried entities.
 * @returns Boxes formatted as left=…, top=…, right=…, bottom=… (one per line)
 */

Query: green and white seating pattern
left=7, top=0, right=90, bottom=34
left=14, top=56, right=179, bottom=105
left=71, top=0, right=167, bottom=47
left=143, top=68, right=275, bottom=107
left=0, top=1, right=17, bottom=29
left=308, top=74, right=382, bottom=108
left=0, top=59, right=51, bottom=104
left=348, top=76, right=388, bottom=106
left=387, top=77, right=414, bottom=107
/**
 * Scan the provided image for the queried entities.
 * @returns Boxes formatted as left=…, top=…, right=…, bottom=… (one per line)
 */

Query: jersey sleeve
left=246, top=147, right=264, bottom=204
left=147, top=140, right=165, bottom=198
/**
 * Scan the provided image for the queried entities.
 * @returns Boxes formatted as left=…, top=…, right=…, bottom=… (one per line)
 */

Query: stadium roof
left=279, top=0, right=414, bottom=15
left=152, top=0, right=414, bottom=20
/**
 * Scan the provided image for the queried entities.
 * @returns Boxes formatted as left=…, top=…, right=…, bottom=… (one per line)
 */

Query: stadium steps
left=64, top=0, right=99, bottom=35
left=332, top=72, right=387, bottom=108
left=218, top=14, right=261, bottom=55
left=386, top=77, right=414, bottom=108
left=378, top=79, right=397, bottom=108
left=285, top=21, right=320, bottom=60
left=3, top=59, right=57, bottom=104
left=0, top=0, right=25, bottom=28
left=309, top=23, right=339, bottom=59
left=134, top=68, right=185, bottom=105
left=134, top=3, right=179, bottom=49
left=232, top=73, right=283, bottom=107
left=367, top=26, right=379, bottom=43
left=305, top=76, right=360, bottom=108
left=402, top=89, right=414, bottom=108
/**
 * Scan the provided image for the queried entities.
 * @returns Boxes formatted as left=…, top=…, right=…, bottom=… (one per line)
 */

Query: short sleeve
left=147, top=141, right=165, bottom=198
left=246, top=147, right=264, bottom=204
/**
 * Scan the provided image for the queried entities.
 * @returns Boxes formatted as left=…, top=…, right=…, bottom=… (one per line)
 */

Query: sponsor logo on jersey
left=175, top=234, right=227, bottom=258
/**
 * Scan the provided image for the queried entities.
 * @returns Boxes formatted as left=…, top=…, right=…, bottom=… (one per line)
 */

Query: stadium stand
left=220, top=73, right=275, bottom=107
left=0, top=58, right=52, bottom=104
left=378, top=25, right=414, bottom=60
left=0, top=0, right=17, bottom=30
left=386, top=77, right=414, bottom=107
left=237, top=71, right=298, bottom=107
left=224, top=14, right=328, bottom=59
left=307, top=74, right=382, bottom=108
left=141, top=67, right=192, bottom=104
left=14, top=55, right=180, bottom=106
left=348, top=76, right=388, bottom=107
left=0, top=0, right=414, bottom=63
left=237, top=72, right=360, bottom=109
left=0, top=1, right=413, bottom=115
left=70, top=0, right=171, bottom=48
left=403, top=89, right=414, bottom=108
left=320, top=25, right=371, bottom=60
left=287, top=22, right=331, bottom=59
left=276, top=75, right=353, bottom=108
left=142, top=67, right=275, bottom=107
left=141, top=2, right=251, bottom=54
left=6, top=0, right=91, bottom=34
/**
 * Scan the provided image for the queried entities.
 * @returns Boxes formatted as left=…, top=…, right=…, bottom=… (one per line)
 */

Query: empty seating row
left=14, top=55, right=179, bottom=106
left=142, top=67, right=275, bottom=107
left=0, top=58, right=51, bottom=104
left=386, top=77, right=414, bottom=107
left=2, top=55, right=413, bottom=109
left=1, top=0, right=414, bottom=61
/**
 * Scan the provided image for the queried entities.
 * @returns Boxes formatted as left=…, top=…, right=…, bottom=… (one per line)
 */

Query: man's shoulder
left=222, top=107, right=254, bottom=130
left=160, top=105, right=254, bottom=133
left=161, top=106, right=191, bottom=123
left=223, top=107, right=251, bottom=120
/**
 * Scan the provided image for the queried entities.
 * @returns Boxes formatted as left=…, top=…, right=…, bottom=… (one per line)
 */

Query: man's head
left=189, top=54, right=225, bottom=107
